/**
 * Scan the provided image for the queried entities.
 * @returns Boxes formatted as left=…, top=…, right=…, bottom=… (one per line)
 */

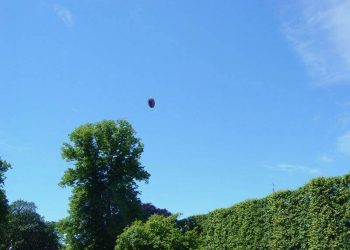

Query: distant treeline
left=180, top=173, right=350, bottom=249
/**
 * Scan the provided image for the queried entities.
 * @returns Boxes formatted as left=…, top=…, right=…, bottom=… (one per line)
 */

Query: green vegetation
left=4, top=200, right=61, bottom=250
left=183, top=174, right=350, bottom=249
left=0, top=159, right=11, bottom=249
left=58, top=120, right=150, bottom=249
left=115, top=214, right=200, bottom=250
left=1, top=119, right=350, bottom=249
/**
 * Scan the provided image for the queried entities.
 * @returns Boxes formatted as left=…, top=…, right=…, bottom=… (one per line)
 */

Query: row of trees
left=3, top=119, right=350, bottom=249
left=1, top=120, right=175, bottom=249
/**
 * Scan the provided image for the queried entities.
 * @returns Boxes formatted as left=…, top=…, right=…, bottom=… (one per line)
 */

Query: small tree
left=59, top=120, right=150, bottom=249
left=5, top=200, right=61, bottom=250
left=115, top=214, right=201, bottom=250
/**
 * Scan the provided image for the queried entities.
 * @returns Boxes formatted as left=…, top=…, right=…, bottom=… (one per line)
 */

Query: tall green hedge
left=184, top=173, right=350, bottom=249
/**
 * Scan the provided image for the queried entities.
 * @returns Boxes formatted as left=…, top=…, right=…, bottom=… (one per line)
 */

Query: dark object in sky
left=148, top=97, right=155, bottom=108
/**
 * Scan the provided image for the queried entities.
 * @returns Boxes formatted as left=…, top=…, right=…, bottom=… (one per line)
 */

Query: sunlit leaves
left=115, top=215, right=200, bottom=250
left=59, top=120, right=150, bottom=249
left=188, top=173, right=350, bottom=249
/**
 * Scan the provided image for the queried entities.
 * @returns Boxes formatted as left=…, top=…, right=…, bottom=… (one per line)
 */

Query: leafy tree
left=115, top=215, right=201, bottom=250
left=0, top=158, right=11, bottom=249
left=58, top=120, right=150, bottom=250
left=5, top=200, right=61, bottom=250
left=141, top=203, right=171, bottom=220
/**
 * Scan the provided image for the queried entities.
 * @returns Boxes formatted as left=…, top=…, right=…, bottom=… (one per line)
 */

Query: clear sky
left=2, top=0, right=350, bottom=222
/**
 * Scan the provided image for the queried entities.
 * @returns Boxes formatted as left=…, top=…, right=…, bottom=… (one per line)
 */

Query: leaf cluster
left=115, top=214, right=201, bottom=250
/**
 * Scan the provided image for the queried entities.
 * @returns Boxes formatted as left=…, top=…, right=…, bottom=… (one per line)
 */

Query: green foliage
left=0, top=158, right=11, bottom=249
left=187, top=173, right=350, bottom=249
left=0, top=159, right=11, bottom=188
left=115, top=215, right=201, bottom=250
left=4, top=200, right=61, bottom=250
left=3, top=121, right=350, bottom=250
left=59, top=120, right=150, bottom=250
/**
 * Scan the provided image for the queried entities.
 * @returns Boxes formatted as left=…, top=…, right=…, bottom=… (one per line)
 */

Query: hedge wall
left=184, top=174, right=350, bottom=249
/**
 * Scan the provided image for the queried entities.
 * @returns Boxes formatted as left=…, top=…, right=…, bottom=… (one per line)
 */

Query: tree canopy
left=115, top=215, right=201, bottom=250
left=4, top=119, right=350, bottom=249
left=58, top=120, right=150, bottom=250
left=5, top=200, right=61, bottom=250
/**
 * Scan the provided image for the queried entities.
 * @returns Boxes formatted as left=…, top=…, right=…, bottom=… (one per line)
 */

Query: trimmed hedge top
left=185, top=174, right=350, bottom=249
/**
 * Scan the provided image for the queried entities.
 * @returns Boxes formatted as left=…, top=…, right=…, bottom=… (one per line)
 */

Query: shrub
left=115, top=214, right=200, bottom=250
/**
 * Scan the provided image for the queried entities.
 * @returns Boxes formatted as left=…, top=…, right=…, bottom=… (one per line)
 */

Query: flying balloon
left=148, top=97, right=155, bottom=108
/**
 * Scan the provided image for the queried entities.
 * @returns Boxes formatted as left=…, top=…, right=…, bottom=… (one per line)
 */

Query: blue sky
left=2, top=0, right=350, bottom=221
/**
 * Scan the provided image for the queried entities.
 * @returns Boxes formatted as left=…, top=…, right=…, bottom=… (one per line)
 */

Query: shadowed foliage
left=0, top=158, right=11, bottom=250
left=4, top=200, right=61, bottom=250
left=142, top=203, right=172, bottom=220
